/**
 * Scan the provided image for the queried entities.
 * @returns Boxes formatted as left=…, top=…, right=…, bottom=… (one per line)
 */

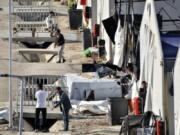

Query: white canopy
left=139, top=0, right=164, bottom=117
left=174, top=49, right=180, bottom=135
left=66, top=74, right=122, bottom=100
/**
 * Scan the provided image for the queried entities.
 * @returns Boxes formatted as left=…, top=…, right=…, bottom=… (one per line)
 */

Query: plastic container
left=107, top=97, right=128, bottom=125
left=82, top=28, right=92, bottom=50
left=68, top=9, right=82, bottom=30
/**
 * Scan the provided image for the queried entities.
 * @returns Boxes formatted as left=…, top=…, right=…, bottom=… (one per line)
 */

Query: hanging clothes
left=102, top=12, right=118, bottom=44
left=113, top=18, right=127, bottom=67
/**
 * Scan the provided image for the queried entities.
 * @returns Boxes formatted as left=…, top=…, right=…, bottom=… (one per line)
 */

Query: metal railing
left=12, top=0, right=58, bottom=33
left=16, top=75, right=68, bottom=107
left=0, top=74, right=68, bottom=135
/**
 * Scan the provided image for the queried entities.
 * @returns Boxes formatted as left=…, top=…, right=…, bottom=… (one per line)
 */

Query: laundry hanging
left=102, top=12, right=118, bottom=44
left=113, top=18, right=127, bottom=67
left=93, top=24, right=100, bottom=37
left=84, top=6, right=92, bottom=19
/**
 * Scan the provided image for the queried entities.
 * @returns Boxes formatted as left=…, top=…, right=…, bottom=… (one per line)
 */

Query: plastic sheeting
left=71, top=100, right=109, bottom=114
left=0, top=108, right=9, bottom=122
left=161, top=34, right=180, bottom=58
left=139, top=0, right=164, bottom=116
left=113, top=19, right=127, bottom=67
left=174, top=49, right=180, bottom=135
left=66, top=74, right=122, bottom=100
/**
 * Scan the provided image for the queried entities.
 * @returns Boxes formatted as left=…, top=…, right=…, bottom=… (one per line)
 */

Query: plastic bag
left=137, top=128, right=155, bottom=135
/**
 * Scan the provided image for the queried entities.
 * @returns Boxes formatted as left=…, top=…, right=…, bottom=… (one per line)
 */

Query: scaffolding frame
left=16, top=75, right=68, bottom=107
left=12, top=0, right=58, bottom=35
left=0, top=74, right=68, bottom=135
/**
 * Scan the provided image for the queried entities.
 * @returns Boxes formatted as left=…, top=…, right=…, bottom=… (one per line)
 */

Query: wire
left=158, top=7, right=180, bottom=29
left=163, top=0, right=177, bottom=10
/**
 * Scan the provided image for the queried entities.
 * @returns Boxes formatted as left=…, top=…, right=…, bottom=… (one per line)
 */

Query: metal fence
left=16, top=75, right=68, bottom=107
left=12, top=0, right=58, bottom=33
left=0, top=74, right=67, bottom=135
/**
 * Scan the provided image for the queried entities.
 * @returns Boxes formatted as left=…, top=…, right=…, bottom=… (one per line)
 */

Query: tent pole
left=19, top=79, right=24, bottom=135
left=8, top=0, right=13, bottom=129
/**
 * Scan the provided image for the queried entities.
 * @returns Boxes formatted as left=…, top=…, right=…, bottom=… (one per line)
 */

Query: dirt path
left=0, top=115, right=120, bottom=135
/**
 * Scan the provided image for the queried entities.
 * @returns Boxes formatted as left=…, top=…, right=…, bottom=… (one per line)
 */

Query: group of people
left=118, top=63, right=147, bottom=112
left=45, top=11, right=66, bottom=63
left=34, top=84, right=71, bottom=132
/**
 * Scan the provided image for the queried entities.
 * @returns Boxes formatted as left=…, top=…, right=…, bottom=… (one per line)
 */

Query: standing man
left=54, top=29, right=65, bottom=63
left=45, top=11, right=57, bottom=36
left=35, top=84, right=48, bottom=132
left=139, top=81, right=148, bottom=111
left=53, top=87, right=71, bottom=131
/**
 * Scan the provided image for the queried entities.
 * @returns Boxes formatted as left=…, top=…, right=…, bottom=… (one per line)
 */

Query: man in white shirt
left=45, top=11, right=57, bottom=36
left=35, top=84, right=48, bottom=132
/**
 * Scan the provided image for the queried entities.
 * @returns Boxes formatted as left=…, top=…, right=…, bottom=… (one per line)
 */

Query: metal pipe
left=8, top=0, right=13, bottom=129
left=28, top=77, right=30, bottom=106
left=32, top=77, right=35, bottom=106
left=47, top=77, right=50, bottom=106
left=162, top=19, right=180, bottom=22
left=118, top=0, right=166, bottom=2
left=19, top=78, right=24, bottom=135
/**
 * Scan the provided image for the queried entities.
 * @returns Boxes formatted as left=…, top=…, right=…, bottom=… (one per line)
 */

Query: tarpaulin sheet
left=102, top=15, right=118, bottom=44
left=71, top=100, right=109, bottom=114
left=66, top=74, right=122, bottom=100
left=161, top=34, right=180, bottom=58
left=0, top=108, right=9, bottom=122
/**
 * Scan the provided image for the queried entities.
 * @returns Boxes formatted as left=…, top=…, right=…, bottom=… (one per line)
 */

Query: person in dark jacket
left=139, top=81, right=147, bottom=111
left=54, top=29, right=65, bottom=63
left=53, top=87, right=71, bottom=131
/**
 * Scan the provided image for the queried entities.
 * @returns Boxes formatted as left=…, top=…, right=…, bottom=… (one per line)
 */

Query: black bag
left=55, top=33, right=65, bottom=46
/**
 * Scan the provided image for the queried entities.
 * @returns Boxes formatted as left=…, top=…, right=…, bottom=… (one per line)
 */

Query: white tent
left=139, top=0, right=164, bottom=117
left=66, top=74, right=122, bottom=100
left=174, top=49, right=180, bottom=135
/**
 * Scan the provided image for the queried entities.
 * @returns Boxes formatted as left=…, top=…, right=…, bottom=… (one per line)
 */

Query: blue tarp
left=161, top=34, right=180, bottom=58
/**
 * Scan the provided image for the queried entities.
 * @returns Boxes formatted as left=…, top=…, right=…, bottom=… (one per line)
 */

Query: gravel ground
left=0, top=115, right=121, bottom=135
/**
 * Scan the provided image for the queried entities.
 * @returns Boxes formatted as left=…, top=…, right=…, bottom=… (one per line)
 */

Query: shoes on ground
left=34, top=129, right=39, bottom=132
left=42, top=129, right=49, bottom=132
left=63, top=59, right=66, bottom=63
left=57, top=59, right=66, bottom=63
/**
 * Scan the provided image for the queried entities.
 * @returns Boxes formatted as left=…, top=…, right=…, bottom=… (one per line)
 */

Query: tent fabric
left=139, top=0, right=164, bottom=117
left=174, top=49, right=180, bottom=135
left=131, top=81, right=139, bottom=99
left=66, top=74, right=122, bottom=100
left=0, top=108, right=9, bottom=122
left=71, top=100, right=109, bottom=114
left=161, top=34, right=180, bottom=58
left=102, top=14, right=118, bottom=44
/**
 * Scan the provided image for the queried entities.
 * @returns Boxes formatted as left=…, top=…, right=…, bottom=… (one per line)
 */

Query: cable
left=163, top=0, right=177, bottom=10
left=158, top=7, right=180, bottom=29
